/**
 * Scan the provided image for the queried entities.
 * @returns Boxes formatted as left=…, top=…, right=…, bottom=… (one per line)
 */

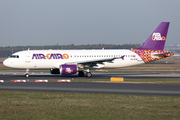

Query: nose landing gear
left=25, top=69, right=29, bottom=78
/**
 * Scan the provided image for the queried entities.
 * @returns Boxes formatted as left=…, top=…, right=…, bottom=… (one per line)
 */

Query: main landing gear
left=25, top=69, right=29, bottom=78
left=86, top=72, right=92, bottom=77
left=78, top=71, right=92, bottom=77
left=78, top=71, right=84, bottom=77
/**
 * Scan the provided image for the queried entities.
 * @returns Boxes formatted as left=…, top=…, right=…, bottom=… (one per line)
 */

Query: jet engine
left=50, top=64, right=78, bottom=75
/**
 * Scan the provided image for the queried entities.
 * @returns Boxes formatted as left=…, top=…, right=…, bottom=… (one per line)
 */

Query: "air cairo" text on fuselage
left=32, top=53, right=69, bottom=60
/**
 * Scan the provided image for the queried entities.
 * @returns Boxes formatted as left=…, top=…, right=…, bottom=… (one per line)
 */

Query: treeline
left=0, top=44, right=141, bottom=57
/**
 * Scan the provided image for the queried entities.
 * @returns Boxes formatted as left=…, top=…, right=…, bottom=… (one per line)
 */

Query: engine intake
left=50, top=69, right=60, bottom=74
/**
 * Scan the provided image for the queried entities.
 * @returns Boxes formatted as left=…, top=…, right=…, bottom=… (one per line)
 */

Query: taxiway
left=0, top=72, right=180, bottom=96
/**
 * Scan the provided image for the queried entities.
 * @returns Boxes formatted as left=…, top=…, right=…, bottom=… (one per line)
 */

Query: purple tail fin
left=138, top=22, right=170, bottom=50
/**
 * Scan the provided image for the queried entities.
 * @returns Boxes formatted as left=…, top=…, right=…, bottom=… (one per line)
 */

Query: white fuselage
left=3, top=49, right=144, bottom=69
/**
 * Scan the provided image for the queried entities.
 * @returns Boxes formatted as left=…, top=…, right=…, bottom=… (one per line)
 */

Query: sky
left=0, top=0, right=180, bottom=46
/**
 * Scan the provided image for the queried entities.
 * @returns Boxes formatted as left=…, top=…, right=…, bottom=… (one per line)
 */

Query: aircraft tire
left=86, top=72, right=92, bottom=77
left=25, top=74, right=29, bottom=78
left=78, top=71, right=84, bottom=77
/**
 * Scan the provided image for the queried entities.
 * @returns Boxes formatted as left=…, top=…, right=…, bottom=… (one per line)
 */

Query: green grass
left=0, top=91, right=180, bottom=120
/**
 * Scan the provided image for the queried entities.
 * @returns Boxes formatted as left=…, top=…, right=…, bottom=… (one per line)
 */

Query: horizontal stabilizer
left=151, top=52, right=174, bottom=58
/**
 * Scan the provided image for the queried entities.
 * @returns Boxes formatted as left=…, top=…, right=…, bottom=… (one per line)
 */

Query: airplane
left=3, top=22, right=174, bottom=78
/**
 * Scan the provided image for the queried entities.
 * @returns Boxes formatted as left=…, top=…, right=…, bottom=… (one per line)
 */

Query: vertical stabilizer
left=138, top=22, right=170, bottom=50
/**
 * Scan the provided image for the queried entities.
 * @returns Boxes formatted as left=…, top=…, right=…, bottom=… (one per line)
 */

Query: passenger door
left=25, top=52, right=31, bottom=62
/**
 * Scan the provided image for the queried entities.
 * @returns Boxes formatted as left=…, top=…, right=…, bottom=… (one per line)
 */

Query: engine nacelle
left=50, top=65, right=78, bottom=75
left=60, top=64, right=77, bottom=75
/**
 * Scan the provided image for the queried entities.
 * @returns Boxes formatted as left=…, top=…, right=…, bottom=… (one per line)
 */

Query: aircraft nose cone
left=3, top=59, right=9, bottom=67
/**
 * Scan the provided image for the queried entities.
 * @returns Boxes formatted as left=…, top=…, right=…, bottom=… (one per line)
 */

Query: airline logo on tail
left=152, top=33, right=166, bottom=41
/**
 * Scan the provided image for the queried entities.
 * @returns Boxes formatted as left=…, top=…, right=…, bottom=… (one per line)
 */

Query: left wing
left=65, top=55, right=125, bottom=68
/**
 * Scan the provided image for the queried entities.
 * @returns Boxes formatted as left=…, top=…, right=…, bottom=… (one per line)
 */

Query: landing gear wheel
left=78, top=71, right=84, bottom=77
left=86, top=72, right=92, bottom=77
left=25, top=69, right=29, bottom=78
left=25, top=74, right=29, bottom=78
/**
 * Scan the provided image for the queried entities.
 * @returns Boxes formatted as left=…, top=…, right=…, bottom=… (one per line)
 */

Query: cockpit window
left=10, top=55, right=19, bottom=58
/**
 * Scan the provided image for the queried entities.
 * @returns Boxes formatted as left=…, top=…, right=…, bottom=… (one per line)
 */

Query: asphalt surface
left=1, top=71, right=180, bottom=80
left=0, top=72, right=180, bottom=96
